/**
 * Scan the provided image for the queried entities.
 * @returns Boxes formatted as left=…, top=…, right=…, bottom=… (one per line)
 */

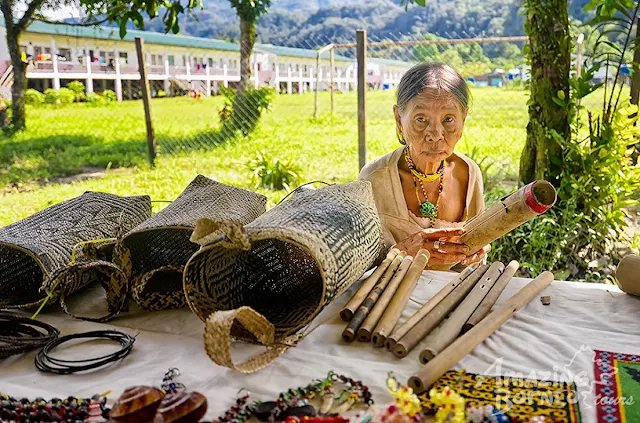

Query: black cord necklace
left=0, top=312, right=60, bottom=359
left=34, top=329, right=136, bottom=374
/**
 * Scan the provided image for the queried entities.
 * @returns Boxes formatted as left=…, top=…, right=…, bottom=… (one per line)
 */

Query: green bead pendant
left=419, top=200, right=437, bottom=218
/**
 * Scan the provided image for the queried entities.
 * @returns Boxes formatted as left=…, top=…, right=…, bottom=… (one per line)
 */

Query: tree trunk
left=519, top=0, right=570, bottom=186
left=238, top=17, right=256, bottom=94
left=1, top=0, right=28, bottom=131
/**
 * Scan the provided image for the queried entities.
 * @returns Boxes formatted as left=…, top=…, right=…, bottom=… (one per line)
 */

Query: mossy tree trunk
left=520, top=0, right=571, bottom=186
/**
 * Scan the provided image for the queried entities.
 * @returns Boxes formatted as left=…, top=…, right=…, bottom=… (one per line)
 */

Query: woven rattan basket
left=184, top=181, right=385, bottom=373
left=0, top=192, right=151, bottom=318
left=114, top=175, right=267, bottom=312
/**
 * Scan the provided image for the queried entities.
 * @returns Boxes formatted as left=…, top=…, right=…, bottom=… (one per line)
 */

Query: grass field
left=0, top=87, right=567, bottom=226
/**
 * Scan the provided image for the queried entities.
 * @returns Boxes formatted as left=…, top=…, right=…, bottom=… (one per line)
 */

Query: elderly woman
left=358, top=62, right=489, bottom=268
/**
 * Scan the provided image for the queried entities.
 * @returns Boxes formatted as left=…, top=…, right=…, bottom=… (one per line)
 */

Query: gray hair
left=396, top=62, right=470, bottom=113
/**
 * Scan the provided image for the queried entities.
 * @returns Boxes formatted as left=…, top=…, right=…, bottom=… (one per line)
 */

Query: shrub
left=25, top=89, right=45, bottom=105
left=66, top=81, right=85, bottom=101
left=219, top=86, right=276, bottom=136
left=157, top=90, right=167, bottom=98
left=247, top=151, right=300, bottom=191
left=102, top=89, right=117, bottom=103
left=44, top=89, right=59, bottom=105
left=57, top=88, right=75, bottom=105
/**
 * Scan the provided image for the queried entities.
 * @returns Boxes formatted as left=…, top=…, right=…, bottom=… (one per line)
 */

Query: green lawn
left=1, top=87, right=531, bottom=226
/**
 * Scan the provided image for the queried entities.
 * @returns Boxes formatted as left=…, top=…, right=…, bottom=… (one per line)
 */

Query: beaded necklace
left=403, top=148, right=446, bottom=221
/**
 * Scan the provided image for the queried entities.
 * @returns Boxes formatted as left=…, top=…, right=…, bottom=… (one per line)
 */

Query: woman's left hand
left=460, top=244, right=491, bottom=266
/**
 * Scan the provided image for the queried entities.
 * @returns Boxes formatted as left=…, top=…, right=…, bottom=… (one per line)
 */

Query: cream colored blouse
left=358, top=146, right=485, bottom=248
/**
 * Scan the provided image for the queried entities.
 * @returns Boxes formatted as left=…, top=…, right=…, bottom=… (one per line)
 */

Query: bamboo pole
left=385, top=265, right=477, bottom=351
left=313, top=51, right=321, bottom=119
left=356, top=29, right=367, bottom=171
left=358, top=255, right=414, bottom=342
left=459, top=180, right=556, bottom=253
left=332, top=36, right=529, bottom=49
left=371, top=250, right=430, bottom=347
left=330, top=47, right=335, bottom=116
left=340, top=249, right=400, bottom=321
left=409, top=271, right=555, bottom=393
left=391, top=264, right=489, bottom=358
left=342, top=253, right=405, bottom=342
left=134, top=37, right=156, bottom=166
left=419, top=262, right=505, bottom=363
left=462, top=260, right=520, bottom=332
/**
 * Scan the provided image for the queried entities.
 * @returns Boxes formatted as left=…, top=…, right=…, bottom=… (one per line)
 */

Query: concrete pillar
left=114, top=47, right=122, bottom=101
left=223, top=64, right=228, bottom=88
left=287, top=65, right=292, bottom=95
left=164, top=54, right=170, bottom=94
left=85, top=43, right=93, bottom=93
left=51, top=39, right=60, bottom=89
left=205, top=55, right=211, bottom=96
left=298, top=68, right=303, bottom=94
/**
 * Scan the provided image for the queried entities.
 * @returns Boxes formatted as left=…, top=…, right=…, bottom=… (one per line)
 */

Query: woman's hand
left=461, top=244, right=491, bottom=266
left=394, top=227, right=470, bottom=266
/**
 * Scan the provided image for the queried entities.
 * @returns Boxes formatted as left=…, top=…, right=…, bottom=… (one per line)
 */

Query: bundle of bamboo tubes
left=341, top=248, right=431, bottom=346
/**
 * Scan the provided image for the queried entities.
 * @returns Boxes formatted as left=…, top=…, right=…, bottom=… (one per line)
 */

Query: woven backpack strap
left=203, top=306, right=303, bottom=374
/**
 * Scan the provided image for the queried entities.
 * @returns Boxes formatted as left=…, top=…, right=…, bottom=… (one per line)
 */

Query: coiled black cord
left=0, top=312, right=60, bottom=359
left=35, top=329, right=136, bottom=374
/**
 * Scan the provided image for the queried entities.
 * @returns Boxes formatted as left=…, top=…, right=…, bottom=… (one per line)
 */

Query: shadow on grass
left=0, top=126, right=240, bottom=187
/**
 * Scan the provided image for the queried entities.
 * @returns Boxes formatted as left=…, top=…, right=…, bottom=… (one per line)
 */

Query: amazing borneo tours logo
left=474, top=344, right=635, bottom=414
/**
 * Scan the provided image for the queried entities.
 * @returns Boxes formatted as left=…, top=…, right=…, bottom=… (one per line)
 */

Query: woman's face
left=394, top=88, right=467, bottom=165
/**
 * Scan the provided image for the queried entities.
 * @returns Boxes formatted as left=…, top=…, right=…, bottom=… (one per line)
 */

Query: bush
left=57, top=88, right=75, bottom=105
left=157, top=90, right=167, bottom=98
left=247, top=151, right=300, bottom=191
left=102, top=89, right=117, bottom=103
left=219, top=86, right=276, bottom=136
left=66, top=81, right=85, bottom=101
left=44, top=89, right=59, bottom=105
left=85, top=92, right=107, bottom=106
left=25, top=89, right=45, bottom=105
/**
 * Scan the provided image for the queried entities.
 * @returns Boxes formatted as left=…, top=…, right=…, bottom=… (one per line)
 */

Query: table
left=2, top=271, right=639, bottom=423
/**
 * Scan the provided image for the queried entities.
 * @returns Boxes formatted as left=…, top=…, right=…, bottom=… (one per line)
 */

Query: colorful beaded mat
left=594, top=350, right=640, bottom=423
left=418, top=370, right=581, bottom=423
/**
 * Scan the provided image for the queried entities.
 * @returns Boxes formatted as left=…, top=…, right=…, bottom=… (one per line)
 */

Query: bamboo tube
left=342, top=253, right=406, bottom=342
left=357, top=255, right=414, bottom=342
left=462, top=260, right=520, bottom=333
left=385, top=265, right=477, bottom=351
left=391, top=264, right=489, bottom=358
left=460, top=180, right=557, bottom=253
left=616, top=255, right=640, bottom=296
left=419, top=261, right=505, bottom=363
left=371, top=250, right=430, bottom=347
left=409, top=271, right=555, bottom=393
left=340, top=248, right=401, bottom=321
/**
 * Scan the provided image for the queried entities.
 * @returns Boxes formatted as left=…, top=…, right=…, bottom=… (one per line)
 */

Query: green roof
left=0, top=18, right=241, bottom=52
left=256, top=44, right=352, bottom=63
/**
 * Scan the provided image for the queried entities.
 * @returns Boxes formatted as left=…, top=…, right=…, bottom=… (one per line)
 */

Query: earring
left=397, top=130, right=406, bottom=145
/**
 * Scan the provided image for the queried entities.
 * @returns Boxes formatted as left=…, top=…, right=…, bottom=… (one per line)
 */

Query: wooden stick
left=371, top=250, right=430, bottom=347
left=357, top=255, right=414, bottom=342
left=462, top=260, right=520, bottom=333
left=419, top=262, right=505, bottom=363
left=340, top=249, right=400, bottom=321
left=341, top=253, right=405, bottom=342
left=409, top=271, right=555, bottom=393
left=460, top=180, right=556, bottom=253
left=391, top=264, right=489, bottom=358
left=385, top=265, right=477, bottom=351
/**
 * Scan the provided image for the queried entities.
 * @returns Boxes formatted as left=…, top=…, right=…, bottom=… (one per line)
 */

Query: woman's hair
left=396, top=62, right=470, bottom=113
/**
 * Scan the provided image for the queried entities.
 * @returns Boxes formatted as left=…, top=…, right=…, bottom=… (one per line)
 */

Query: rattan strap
left=203, top=307, right=303, bottom=374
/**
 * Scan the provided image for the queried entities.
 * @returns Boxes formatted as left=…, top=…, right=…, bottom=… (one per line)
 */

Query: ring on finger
left=433, top=240, right=442, bottom=249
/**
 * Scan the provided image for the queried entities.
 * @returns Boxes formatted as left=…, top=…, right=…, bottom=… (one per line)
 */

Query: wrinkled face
left=394, top=88, right=467, bottom=165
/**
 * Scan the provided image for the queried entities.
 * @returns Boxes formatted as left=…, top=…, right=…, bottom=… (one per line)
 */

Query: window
left=208, top=57, right=214, bottom=68
left=279, top=63, right=286, bottom=72
left=168, top=55, right=175, bottom=66
left=272, top=63, right=276, bottom=71
left=295, top=64, right=300, bottom=72
left=34, top=46, right=42, bottom=56
left=150, top=55, right=158, bottom=66
left=58, top=48, right=71, bottom=62
left=119, top=52, right=128, bottom=65
left=303, top=65, right=308, bottom=72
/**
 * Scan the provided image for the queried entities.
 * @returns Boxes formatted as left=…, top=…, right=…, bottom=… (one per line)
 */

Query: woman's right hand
left=393, top=227, right=470, bottom=266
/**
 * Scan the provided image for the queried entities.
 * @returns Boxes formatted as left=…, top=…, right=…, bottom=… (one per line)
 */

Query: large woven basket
left=184, top=181, right=385, bottom=373
left=114, top=175, right=267, bottom=312
left=0, top=192, right=151, bottom=317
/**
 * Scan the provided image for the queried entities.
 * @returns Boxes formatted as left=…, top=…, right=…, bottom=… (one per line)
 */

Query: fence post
left=330, top=47, right=335, bottom=116
left=314, top=51, right=321, bottom=119
left=357, top=29, right=367, bottom=171
left=135, top=37, right=157, bottom=166
left=576, top=33, right=584, bottom=78
left=631, top=18, right=640, bottom=107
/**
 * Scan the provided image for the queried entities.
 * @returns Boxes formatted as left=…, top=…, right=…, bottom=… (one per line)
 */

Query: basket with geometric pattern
left=114, top=175, right=267, bottom=312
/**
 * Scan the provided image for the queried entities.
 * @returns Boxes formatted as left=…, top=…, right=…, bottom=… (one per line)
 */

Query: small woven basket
left=184, top=181, right=385, bottom=373
left=114, top=175, right=267, bottom=312
left=0, top=192, right=151, bottom=319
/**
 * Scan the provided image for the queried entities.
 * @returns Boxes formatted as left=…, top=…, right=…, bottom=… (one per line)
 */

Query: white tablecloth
left=2, top=271, right=639, bottom=422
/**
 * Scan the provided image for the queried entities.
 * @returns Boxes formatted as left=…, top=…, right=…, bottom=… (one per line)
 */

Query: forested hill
left=140, top=0, right=593, bottom=48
